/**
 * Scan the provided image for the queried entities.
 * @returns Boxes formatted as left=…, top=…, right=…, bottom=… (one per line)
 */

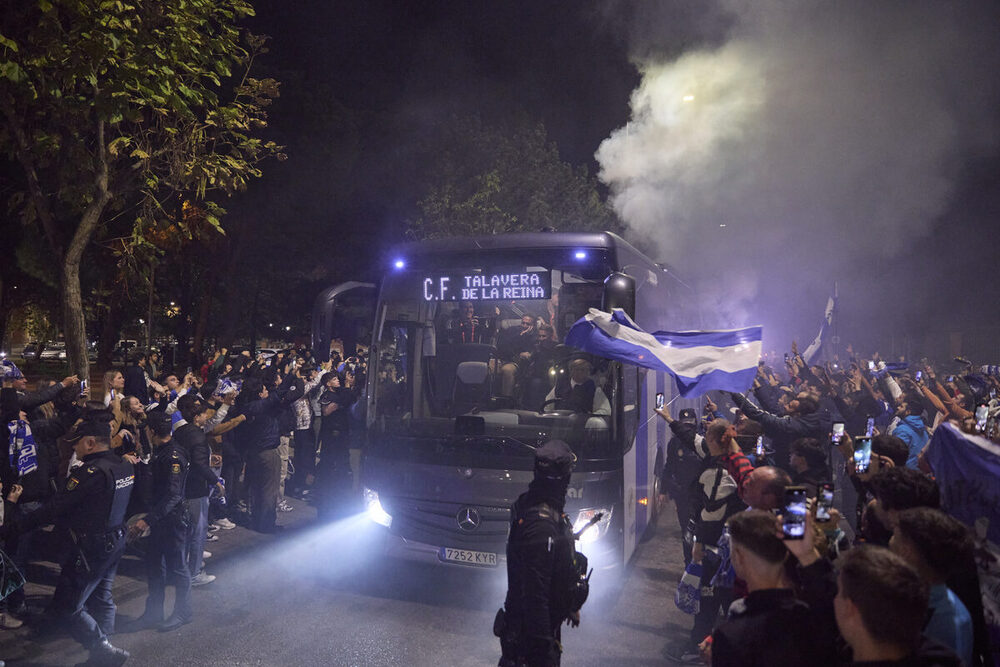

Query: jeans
left=185, top=496, right=209, bottom=576
left=49, top=534, right=126, bottom=648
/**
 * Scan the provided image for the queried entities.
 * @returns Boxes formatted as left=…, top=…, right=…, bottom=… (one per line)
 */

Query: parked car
left=21, top=342, right=41, bottom=360
left=40, top=342, right=67, bottom=361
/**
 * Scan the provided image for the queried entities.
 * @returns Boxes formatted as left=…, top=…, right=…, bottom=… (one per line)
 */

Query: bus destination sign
left=421, top=270, right=551, bottom=302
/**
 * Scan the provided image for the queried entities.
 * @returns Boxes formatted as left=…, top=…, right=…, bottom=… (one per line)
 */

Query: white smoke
left=597, top=1, right=1000, bottom=336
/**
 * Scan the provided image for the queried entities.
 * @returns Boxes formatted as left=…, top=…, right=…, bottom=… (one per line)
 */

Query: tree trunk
left=190, top=271, right=214, bottom=364
left=62, top=119, right=112, bottom=382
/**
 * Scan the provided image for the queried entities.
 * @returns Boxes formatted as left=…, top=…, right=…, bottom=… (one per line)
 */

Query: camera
left=831, top=421, right=845, bottom=444
left=816, top=482, right=834, bottom=523
left=854, top=437, right=873, bottom=474
left=782, top=486, right=808, bottom=540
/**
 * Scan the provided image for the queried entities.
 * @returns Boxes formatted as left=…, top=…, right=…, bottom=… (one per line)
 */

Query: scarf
left=7, top=419, right=39, bottom=478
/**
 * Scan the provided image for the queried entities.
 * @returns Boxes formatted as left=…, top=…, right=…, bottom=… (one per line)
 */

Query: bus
left=312, top=231, right=699, bottom=570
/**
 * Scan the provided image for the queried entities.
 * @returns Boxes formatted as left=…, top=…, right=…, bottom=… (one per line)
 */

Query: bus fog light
left=364, top=487, right=392, bottom=528
left=573, top=508, right=612, bottom=544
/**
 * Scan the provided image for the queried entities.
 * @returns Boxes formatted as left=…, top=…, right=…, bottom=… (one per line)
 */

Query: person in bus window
left=497, top=315, right=538, bottom=397
left=447, top=301, right=492, bottom=345
left=544, top=358, right=610, bottom=415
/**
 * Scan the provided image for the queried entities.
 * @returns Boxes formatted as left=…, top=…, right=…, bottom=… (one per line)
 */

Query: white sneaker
left=205, top=533, right=219, bottom=542
left=277, top=500, right=294, bottom=513
left=203, top=551, right=212, bottom=559
left=0, top=612, right=24, bottom=629
left=191, top=572, right=216, bottom=586
left=213, top=518, right=236, bottom=530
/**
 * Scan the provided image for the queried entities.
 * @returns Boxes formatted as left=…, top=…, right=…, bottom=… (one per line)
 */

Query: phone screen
left=854, top=437, right=873, bottom=474
left=915, top=371, right=922, bottom=382
left=782, top=486, right=808, bottom=540
left=655, top=392, right=665, bottom=410
left=754, top=436, right=764, bottom=457
left=865, top=417, right=875, bottom=437
left=975, top=404, right=989, bottom=433
left=816, top=483, right=834, bottom=522
left=79, top=379, right=88, bottom=395
left=831, top=422, right=845, bottom=444
left=868, top=360, right=876, bottom=371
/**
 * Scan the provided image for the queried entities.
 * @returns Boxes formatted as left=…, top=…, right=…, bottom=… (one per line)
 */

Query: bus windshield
left=370, top=263, right=619, bottom=463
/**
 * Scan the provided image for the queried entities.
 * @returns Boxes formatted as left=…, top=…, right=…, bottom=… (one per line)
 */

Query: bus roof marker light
left=574, top=250, right=587, bottom=260
left=393, top=259, right=405, bottom=270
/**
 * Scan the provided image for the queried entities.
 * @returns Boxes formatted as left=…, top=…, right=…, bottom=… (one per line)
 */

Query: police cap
left=146, top=411, right=173, bottom=437
left=65, top=414, right=113, bottom=442
left=534, top=439, right=577, bottom=479
left=678, top=408, right=698, bottom=424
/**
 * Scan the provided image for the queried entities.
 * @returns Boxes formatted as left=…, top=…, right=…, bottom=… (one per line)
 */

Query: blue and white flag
left=565, top=308, right=762, bottom=398
left=802, top=284, right=838, bottom=364
left=925, top=421, right=1000, bottom=545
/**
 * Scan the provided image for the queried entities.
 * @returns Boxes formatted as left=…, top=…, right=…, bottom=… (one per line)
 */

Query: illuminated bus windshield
left=370, top=258, right=620, bottom=463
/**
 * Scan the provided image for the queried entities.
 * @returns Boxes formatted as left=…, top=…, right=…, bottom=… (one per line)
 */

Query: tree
left=407, top=114, right=618, bottom=240
left=0, top=0, right=282, bottom=379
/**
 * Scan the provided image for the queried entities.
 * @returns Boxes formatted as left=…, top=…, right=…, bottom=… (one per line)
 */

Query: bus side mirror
left=603, top=272, right=636, bottom=319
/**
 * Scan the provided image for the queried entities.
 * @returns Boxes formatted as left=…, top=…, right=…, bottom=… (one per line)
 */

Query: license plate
left=439, top=547, right=498, bottom=567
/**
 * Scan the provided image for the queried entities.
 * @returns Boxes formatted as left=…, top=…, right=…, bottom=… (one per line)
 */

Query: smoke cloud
left=596, top=1, right=1000, bottom=344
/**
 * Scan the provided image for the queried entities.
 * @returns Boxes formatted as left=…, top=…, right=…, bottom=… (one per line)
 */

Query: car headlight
left=363, top=487, right=392, bottom=528
left=573, top=507, right=612, bottom=545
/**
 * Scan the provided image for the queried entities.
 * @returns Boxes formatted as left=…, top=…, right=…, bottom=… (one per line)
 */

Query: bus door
left=311, top=282, right=377, bottom=363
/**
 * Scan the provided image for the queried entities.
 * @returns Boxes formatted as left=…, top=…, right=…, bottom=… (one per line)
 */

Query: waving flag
left=802, top=284, right=838, bottom=364
left=565, top=308, right=762, bottom=397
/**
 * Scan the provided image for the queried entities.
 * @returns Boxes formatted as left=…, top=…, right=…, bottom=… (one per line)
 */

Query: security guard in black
left=501, top=439, right=581, bottom=667
left=15, top=413, right=134, bottom=664
left=130, top=411, right=193, bottom=630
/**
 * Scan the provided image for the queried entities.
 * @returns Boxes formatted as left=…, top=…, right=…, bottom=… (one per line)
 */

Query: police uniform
left=499, top=440, right=587, bottom=667
left=138, top=412, right=192, bottom=628
left=17, top=420, right=134, bottom=661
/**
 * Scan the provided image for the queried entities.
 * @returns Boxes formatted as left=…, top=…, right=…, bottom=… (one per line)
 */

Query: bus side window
left=621, top=364, right=640, bottom=455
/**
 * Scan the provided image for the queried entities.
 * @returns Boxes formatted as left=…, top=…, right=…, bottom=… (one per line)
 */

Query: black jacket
left=848, top=636, right=962, bottom=666
left=503, top=480, right=577, bottom=667
left=18, top=450, right=134, bottom=539
left=173, top=423, right=218, bottom=499
left=146, top=440, right=189, bottom=526
left=731, top=393, right=831, bottom=469
left=712, top=588, right=837, bottom=667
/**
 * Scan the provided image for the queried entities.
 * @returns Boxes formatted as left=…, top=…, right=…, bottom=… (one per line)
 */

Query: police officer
left=498, top=439, right=588, bottom=667
left=9, top=410, right=134, bottom=665
left=128, top=411, right=192, bottom=632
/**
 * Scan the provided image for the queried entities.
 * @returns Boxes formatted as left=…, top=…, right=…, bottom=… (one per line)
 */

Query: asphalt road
left=2, top=498, right=693, bottom=666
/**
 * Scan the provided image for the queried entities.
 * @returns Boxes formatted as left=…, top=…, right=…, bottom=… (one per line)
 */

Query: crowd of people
left=655, top=345, right=999, bottom=666
left=0, top=343, right=365, bottom=664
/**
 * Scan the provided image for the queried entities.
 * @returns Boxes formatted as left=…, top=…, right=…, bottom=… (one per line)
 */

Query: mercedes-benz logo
left=456, top=506, right=481, bottom=532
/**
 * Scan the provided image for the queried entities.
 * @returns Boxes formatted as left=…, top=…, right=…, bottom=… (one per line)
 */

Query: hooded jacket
left=892, top=415, right=929, bottom=469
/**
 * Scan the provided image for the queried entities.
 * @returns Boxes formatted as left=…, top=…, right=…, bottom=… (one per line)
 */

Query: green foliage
left=0, top=0, right=282, bottom=257
left=407, top=114, right=618, bottom=240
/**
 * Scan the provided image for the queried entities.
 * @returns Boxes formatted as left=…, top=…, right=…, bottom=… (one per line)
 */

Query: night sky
left=244, top=1, right=1000, bottom=358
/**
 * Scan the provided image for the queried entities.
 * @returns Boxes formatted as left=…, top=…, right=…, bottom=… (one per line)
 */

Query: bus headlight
left=363, top=487, right=392, bottom=528
left=573, top=507, right=612, bottom=545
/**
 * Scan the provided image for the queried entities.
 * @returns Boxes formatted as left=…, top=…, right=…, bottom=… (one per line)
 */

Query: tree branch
left=2, top=104, right=62, bottom=256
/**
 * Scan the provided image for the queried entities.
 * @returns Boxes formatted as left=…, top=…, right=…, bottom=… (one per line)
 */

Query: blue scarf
left=8, top=420, right=39, bottom=478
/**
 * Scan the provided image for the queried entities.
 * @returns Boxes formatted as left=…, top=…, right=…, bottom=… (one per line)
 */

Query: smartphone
left=79, top=378, right=89, bottom=395
left=782, top=486, right=809, bottom=540
left=655, top=392, right=665, bottom=410
left=784, top=353, right=790, bottom=363
left=854, top=437, right=873, bottom=474
left=754, top=435, right=764, bottom=457
left=831, top=422, right=845, bottom=444
left=868, top=360, right=876, bottom=371
left=947, top=375, right=955, bottom=383
left=915, top=371, right=922, bottom=382
left=865, top=416, right=875, bottom=437
left=816, top=482, right=834, bottom=523
left=975, top=404, right=989, bottom=433
left=186, top=366, right=193, bottom=375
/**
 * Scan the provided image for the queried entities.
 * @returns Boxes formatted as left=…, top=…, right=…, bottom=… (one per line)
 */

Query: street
left=2, top=498, right=692, bottom=666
